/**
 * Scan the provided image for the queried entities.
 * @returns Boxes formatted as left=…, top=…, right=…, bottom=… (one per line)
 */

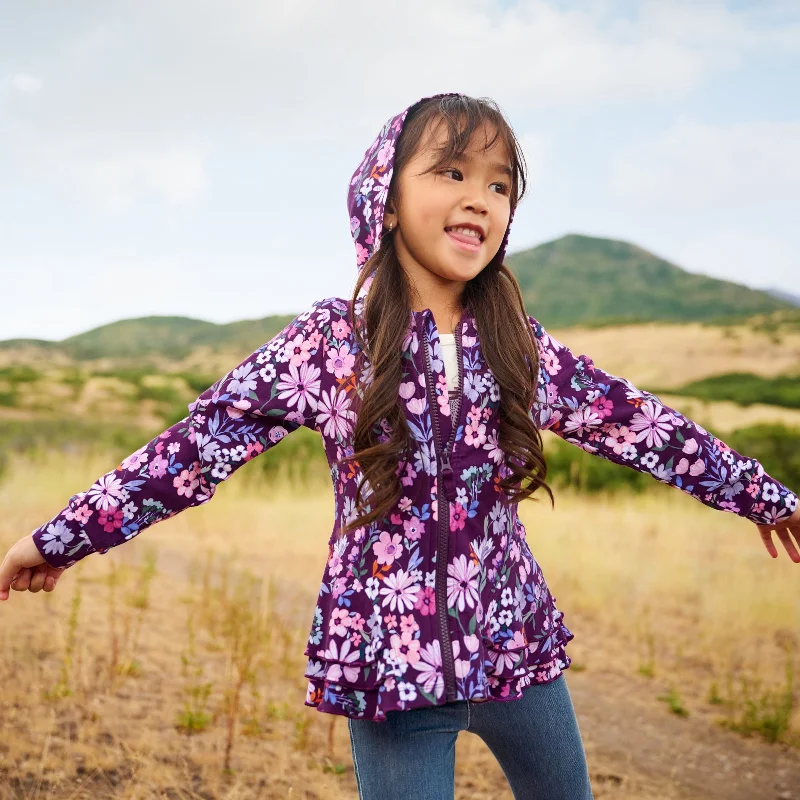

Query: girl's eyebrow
left=451, top=152, right=513, bottom=178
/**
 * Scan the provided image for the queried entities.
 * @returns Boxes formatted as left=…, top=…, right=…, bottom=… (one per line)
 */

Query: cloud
left=7, top=72, right=42, bottom=93
left=609, top=119, right=800, bottom=213
left=58, top=144, right=209, bottom=211
left=2, top=0, right=798, bottom=211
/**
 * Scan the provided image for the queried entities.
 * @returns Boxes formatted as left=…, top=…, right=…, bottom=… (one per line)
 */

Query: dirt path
left=567, top=668, right=799, bottom=799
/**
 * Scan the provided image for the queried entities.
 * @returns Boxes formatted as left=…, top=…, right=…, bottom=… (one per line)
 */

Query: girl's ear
left=383, top=204, right=397, bottom=231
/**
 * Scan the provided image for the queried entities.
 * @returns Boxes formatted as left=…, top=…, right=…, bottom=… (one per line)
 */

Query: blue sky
left=1, top=0, right=798, bottom=341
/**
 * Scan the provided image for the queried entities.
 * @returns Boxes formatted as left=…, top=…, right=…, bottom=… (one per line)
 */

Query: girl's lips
left=445, top=229, right=482, bottom=252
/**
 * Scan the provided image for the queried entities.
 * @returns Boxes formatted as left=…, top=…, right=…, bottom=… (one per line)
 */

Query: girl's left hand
left=755, top=505, right=800, bottom=562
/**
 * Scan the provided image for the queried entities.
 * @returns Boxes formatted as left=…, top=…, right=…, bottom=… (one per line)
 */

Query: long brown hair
left=336, top=94, right=555, bottom=534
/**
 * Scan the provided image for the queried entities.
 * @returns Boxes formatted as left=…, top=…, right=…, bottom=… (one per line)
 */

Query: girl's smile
left=383, top=118, right=512, bottom=301
left=445, top=225, right=484, bottom=252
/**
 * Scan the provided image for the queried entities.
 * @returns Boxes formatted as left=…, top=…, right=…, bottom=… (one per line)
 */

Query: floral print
left=31, top=93, right=799, bottom=726
left=31, top=296, right=798, bottom=724
left=529, top=319, right=797, bottom=526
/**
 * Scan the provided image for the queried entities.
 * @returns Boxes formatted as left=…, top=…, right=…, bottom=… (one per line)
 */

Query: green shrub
left=0, top=365, right=42, bottom=408
left=650, top=372, right=800, bottom=410
left=0, top=365, right=40, bottom=383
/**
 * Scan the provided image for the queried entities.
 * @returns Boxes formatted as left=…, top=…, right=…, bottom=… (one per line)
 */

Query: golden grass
left=1, top=449, right=798, bottom=797
left=548, top=321, right=800, bottom=389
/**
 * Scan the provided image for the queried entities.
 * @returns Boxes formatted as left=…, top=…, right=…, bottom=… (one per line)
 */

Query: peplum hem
left=302, top=620, right=575, bottom=723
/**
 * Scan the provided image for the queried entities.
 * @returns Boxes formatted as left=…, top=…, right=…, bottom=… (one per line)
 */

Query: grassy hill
left=1, top=233, right=796, bottom=362
left=0, top=313, right=298, bottom=362
left=507, top=234, right=793, bottom=329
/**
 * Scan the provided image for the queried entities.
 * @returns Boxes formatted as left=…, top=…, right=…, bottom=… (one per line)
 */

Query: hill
left=765, top=287, right=800, bottom=307
left=0, top=313, right=298, bottom=363
left=507, top=234, right=793, bottom=329
left=0, top=234, right=796, bottom=362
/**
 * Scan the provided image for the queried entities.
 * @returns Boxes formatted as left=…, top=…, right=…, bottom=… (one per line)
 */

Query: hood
left=346, top=92, right=515, bottom=303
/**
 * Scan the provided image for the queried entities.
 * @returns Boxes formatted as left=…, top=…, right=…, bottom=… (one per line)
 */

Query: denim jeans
left=347, top=673, right=593, bottom=799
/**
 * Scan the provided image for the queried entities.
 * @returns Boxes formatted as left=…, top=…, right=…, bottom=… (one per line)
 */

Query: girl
left=2, top=93, right=799, bottom=800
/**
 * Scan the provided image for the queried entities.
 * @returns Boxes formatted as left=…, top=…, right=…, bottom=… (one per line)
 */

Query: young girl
left=2, top=92, right=799, bottom=799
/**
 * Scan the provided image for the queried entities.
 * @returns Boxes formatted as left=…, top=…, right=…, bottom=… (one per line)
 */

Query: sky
left=1, top=0, right=798, bottom=342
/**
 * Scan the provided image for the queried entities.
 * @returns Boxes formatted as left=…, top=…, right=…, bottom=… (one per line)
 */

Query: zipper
left=421, top=312, right=464, bottom=704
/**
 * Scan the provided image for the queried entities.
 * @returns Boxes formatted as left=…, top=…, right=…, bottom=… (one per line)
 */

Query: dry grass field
left=553, top=320, right=800, bottom=389
left=2, top=446, right=799, bottom=799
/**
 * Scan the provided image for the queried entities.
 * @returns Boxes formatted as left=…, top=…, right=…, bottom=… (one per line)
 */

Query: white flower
left=40, top=520, right=74, bottom=555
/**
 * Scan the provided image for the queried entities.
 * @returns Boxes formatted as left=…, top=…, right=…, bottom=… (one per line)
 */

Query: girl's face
left=386, top=120, right=513, bottom=304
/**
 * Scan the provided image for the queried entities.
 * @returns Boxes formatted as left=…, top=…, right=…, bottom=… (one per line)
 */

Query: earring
left=387, top=223, right=394, bottom=231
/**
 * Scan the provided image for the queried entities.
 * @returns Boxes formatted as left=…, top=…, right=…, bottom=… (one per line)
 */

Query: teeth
left=447, top=226, right=481, bottom=239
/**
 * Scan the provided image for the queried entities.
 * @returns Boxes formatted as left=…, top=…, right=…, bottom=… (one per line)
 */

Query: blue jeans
left=347, top=673, right=593, bottom=799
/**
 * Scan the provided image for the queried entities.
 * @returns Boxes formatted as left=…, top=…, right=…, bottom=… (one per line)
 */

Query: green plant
left=707, top=680, right=724, bottom=706
left=176, top=596, right=214, bottom=735
left=657, top=686, right=689, bottom=717
left=720, top=653, right=795, bottom=743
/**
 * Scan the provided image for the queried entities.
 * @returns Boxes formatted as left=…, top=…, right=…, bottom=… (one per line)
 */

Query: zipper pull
left=440, top=451, right=456, bottom=503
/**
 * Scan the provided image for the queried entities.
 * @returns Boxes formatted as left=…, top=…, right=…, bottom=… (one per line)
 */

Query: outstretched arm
left=528, top=315, right=799, bottom=535
left=26, top=299, right=331, bottom=570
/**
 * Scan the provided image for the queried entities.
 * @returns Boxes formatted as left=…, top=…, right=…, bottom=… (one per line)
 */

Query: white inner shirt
left=439, top=332, right=459, bottom=417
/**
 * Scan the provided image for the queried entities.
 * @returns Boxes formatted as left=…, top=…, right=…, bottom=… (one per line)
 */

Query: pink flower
left=390, top=630, right=421, bottom=666
left=98, top=508, right=124, bottom=533
left=372, top=531, right=404, bottom=565
left=326, top=344, right=356, bottom=380
left=331, top=318, right=351, bottom=340
left=174, top=468, right=199, bottom=498
left=74, top=504, right=93, bottom=525
left=465, top=421, right=487, bottom=448
left=415, top=587, right=436, bottom=616
left=542, top=351, right=562, bottom=378
left=245, top=442, right=264, bottom=460
left=120, top=447, right=149, bottom=471
left=400, top=613, right=419, bottom=634
left=149, top=453, right=168, bottom=479
left=403, top=516, right=423, bottom=541
left=450, top=502, right=467, bottom=531
left=283, top=333, right=313, bottom=368
left=401, top=462, right=418, bottom=487
left=591, top=395, right=614, bottom=419
left=399, top=381, right=416, bottom=400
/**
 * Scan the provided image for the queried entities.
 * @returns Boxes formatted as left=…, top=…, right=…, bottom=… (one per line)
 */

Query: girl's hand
left=0, top=535, right=66, bottom=601
left=755, top=506, right=800, bottom=563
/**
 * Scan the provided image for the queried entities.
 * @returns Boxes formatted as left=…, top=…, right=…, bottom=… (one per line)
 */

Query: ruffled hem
left=302, top=621, right=575, bottom=723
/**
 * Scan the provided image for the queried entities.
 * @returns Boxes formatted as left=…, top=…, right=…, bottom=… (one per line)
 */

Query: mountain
left=0, top=313, right=298, bottom=361
left=764, top=288, right=800, bottom=308
left=1, top=234, right=795, bottom=361
left=507, top=234, right=793, bottom=329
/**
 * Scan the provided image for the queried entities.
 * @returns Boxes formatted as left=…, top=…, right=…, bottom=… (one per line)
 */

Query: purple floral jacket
left=32, top=94, right=799, bottom=723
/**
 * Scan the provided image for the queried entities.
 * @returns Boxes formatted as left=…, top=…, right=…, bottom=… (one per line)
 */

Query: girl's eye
left=442, top=169, right=509, bottom=195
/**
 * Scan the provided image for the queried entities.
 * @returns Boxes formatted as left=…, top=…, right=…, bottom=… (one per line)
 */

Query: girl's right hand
left=0, top=535, right=66, bottom=601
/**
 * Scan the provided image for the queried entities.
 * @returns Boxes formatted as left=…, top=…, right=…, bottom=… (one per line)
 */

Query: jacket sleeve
left=31, top=299, right=331, bottom=569
left=528, top=315, right=799, bottom=527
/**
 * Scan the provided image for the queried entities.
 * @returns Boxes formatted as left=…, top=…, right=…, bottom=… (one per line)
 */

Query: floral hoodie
left=32, top=93, right=799, bottom=723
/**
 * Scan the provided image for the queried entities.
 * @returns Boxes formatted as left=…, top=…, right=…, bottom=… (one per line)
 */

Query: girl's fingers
left=759, top=527, right=778, bottom=558
left=776, top=528, right=800, bottom=563
left=28, top=566, right=47, bottom=593
left=11, top=567, right=32, bottom=591
left=43, top=567, right=62, bottom=592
